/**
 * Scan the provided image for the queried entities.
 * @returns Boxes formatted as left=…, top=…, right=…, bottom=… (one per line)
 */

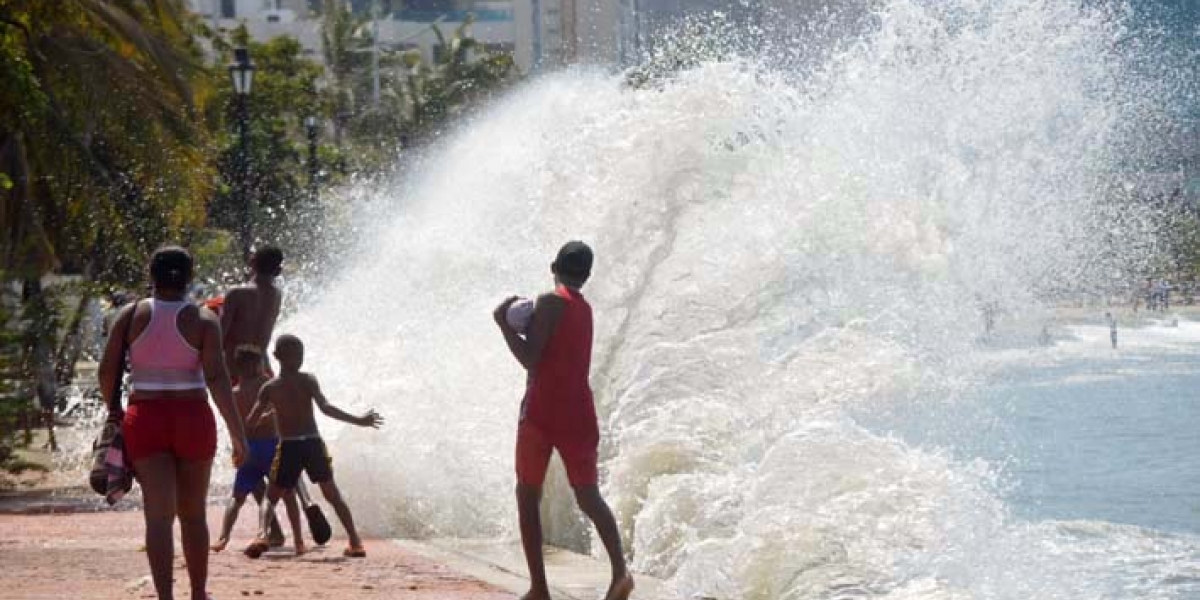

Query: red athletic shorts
left=515, top=420, right=598, bottom=487
left=123, top=398, right=217, bottom=463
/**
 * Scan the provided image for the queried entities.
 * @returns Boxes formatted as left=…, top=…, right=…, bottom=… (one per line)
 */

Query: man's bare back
left=219, top=246, right=285, bottom=370
left=221, top=283, right=281, bottom=365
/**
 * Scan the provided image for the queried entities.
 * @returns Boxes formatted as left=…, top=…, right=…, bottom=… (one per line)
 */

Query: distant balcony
left=393, top=9, right=514, bottom=23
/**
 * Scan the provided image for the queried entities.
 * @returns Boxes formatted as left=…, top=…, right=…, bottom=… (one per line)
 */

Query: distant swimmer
left=493, top=241, right=635, bottom=600
left=1106, top=312, right=1117, bottom=349
left=1038, top=324, right=1052, bottom=346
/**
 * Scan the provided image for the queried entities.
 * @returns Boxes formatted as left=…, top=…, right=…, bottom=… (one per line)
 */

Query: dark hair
left=252, top=245, right=284, bottom=277
left=275, top=333, right=303, bottom=353
left=149, top=246, right=194, bottom=291
left=552, top=241, right=593, bottom=283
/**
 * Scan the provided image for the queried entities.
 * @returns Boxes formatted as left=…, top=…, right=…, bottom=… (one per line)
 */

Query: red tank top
left=523, top=286, right=597, bottom=437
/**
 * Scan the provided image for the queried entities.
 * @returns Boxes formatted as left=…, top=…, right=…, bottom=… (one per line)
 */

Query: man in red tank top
left=494, top=241, right=634, bottom=600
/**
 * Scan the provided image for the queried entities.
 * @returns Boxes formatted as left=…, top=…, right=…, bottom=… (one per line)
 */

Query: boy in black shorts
left=211, top=347, right=302, bottom=554
left=243, top=334, right=383, bottom=558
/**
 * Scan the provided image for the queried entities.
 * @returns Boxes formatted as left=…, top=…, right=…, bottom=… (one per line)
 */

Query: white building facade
left=187, top=1, right=518, bottom=68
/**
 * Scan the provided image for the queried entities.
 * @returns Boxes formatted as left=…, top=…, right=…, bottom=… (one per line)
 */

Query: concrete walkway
left=0, top=508, right=514, bottom=600
left=397, top=539, right=674, bottom=600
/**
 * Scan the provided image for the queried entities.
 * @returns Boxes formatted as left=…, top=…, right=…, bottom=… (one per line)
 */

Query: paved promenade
left=0, top=507, right=515, bottom=600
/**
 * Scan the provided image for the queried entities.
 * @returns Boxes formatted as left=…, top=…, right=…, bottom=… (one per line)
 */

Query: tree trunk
left=55, top=288, right=93, bottom=385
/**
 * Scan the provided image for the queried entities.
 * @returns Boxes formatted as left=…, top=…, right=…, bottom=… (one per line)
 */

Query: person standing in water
left=1106, top=311, right=1118, bottom=349
left=493, top=241, right=634, bottom=600
left=98, top=246, right=248, bottom=600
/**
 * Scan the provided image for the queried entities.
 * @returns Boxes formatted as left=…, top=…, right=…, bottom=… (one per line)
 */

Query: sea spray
left=278, top=0, right=1199, bottom=597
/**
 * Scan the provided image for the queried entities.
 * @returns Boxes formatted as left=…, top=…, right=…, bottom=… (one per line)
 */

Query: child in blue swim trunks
left=211, top=347, right=305, bottom=554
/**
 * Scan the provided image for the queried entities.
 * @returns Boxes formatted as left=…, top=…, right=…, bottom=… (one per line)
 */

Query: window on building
left=483, top=42, right=515, bottom=56
left=221, top=0, right=236, bottom=18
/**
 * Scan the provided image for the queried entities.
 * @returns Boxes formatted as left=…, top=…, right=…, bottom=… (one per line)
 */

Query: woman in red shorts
left=99, top=246, right=248, bottom=600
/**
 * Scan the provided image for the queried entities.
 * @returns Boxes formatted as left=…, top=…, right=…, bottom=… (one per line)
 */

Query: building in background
left=512, top=0, right=621, bottom=70
left=186, top=0, right=522, bottom=70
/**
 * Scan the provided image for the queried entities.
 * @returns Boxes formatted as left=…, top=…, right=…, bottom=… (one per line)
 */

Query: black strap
left=107, top=307, right=132, bottom=421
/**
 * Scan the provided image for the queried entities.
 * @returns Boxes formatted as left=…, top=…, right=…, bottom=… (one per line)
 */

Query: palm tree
left=0, top=0, right=217, bottom=415
left=0, top=0, right=214, bottom=283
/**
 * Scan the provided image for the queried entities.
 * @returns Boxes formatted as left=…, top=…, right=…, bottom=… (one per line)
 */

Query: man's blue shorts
left=233, top=438, right=278, bottom=496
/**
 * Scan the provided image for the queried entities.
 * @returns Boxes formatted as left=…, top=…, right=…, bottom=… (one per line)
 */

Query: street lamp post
left=304, top=116, right=319, bottom=206
left=228, top=47, right=256, bottom=259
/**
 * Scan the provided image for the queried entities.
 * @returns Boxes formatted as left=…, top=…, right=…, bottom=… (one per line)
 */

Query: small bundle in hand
left=506, top=298, right=535, bottom=334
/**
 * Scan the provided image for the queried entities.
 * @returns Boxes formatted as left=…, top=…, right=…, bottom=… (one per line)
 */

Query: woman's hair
left=149, top=246, right=194, bottom=291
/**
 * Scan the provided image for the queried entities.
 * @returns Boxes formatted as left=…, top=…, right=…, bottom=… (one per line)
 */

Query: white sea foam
left=275, top=0, right=1200, bottom=597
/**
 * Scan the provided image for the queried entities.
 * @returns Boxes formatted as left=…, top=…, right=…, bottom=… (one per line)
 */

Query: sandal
left=243, top=540, right=270, bottom=559
left=343, top=546, right=366, bottom=558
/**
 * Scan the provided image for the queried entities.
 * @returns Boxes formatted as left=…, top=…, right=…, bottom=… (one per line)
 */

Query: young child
left=493, top=241, right=634, bottom=600
left=243, top=334, right=383, bottom=558
left=211, top=346, right=305, bottom=554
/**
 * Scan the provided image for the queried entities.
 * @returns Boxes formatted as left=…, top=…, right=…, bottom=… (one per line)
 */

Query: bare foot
left=268, top=530, right=286, bottom=548
left=605, top=574, right=634, bottom=600
left=210, top=538, right=228, bottom=553
left=519, top=590, right=552, bottom=600
left=294, top=542, right=308, bottom=557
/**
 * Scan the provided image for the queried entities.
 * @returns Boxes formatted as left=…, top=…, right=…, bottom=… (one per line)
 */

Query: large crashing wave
left=283, top=0, right=1198, bottom=597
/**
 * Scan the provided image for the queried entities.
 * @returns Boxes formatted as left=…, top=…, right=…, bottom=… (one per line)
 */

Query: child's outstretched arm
left=309, top=375, right=383, bottom=428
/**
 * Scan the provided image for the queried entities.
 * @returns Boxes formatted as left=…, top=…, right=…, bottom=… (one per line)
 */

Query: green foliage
left=0, top=275, right=66, bottom=461
left=0, top=0, right=216, bottom=286
left=321, top=3, right=518, bottom=169
left=350, top=19, right=516, bottom=149
left=0, top=275, right=22, bottom=461
left=188, top=228, right=243, bottom=286
left=200, top=27, right=331, bottom=281
left=0, top=0, right=517, bottom=289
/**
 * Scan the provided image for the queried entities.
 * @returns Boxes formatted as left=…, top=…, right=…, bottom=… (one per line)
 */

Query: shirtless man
left=219, top=245, right=284, bottom=373
left=209, top=245, right=329, bottom=545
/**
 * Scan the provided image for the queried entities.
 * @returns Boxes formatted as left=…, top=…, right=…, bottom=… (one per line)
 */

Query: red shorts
left=515, top=421, right=598, bottom=487
left=123, top=398, right=217, bottom=463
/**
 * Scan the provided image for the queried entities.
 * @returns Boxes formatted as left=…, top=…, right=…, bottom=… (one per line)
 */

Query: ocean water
left=869, top=317, right=1200, bottom=537
left=266, top=0, right=1200, bottom=598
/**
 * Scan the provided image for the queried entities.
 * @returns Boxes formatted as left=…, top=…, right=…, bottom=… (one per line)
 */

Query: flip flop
left=343, top=546, right=366, bottom=558
left=243, top=541, right=270, bottom=559
left=305, top=503, right=332, bottom=546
